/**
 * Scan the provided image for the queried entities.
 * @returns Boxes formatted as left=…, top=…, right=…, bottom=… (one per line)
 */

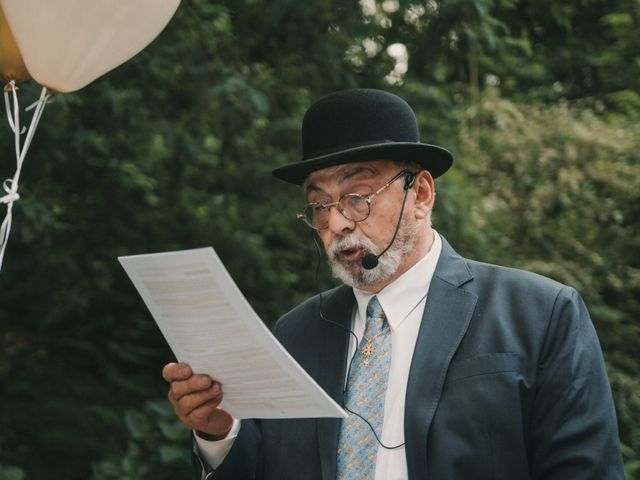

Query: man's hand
left=163, top=362, right=234, bottom=440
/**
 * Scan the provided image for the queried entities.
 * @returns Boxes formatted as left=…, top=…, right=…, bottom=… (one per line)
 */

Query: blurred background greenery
left=0, top=0, right=638, bottom=478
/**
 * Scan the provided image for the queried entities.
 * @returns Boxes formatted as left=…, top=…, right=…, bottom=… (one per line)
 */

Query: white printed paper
left=119, top=247, right=346, bottom=420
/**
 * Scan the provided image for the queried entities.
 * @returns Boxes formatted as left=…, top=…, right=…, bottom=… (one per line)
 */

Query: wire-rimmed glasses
left=297, top=170, right=412, bottom=230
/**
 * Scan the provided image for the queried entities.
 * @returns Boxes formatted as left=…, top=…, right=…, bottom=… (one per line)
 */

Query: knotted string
left=0, top=81, right=50, bottom=272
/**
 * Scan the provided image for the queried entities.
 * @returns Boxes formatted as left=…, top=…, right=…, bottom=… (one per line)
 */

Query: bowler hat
left=272, top=88, right=453, bottom=185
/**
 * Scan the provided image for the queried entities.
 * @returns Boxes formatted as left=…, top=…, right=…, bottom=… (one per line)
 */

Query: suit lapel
left=404, top=238, right=478, bottom=479
left=314, top=285, right=354, bottom=480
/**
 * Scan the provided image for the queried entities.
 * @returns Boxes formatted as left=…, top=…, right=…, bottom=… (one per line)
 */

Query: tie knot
left=365, top=296, right=386, bottom=332
left=366, top=295, right=383, bottom=316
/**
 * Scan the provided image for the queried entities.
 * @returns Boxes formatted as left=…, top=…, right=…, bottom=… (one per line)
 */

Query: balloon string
left=0, top=82, right=50, bottom=273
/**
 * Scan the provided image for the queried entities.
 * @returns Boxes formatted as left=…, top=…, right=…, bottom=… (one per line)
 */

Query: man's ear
left=413, top=170, right=435, bottom=220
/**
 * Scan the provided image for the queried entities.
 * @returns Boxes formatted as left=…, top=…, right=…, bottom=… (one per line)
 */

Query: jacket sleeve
left=192, top=419, right=263, bottom=480
left=529, top=287, right=624, bottom=479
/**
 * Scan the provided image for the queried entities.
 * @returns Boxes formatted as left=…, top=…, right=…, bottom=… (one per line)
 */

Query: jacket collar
left=404, top=236, right=477, bottom=479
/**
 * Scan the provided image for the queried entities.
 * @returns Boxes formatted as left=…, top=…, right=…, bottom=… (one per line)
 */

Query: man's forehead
left=305, top=160, right=393, bottom=189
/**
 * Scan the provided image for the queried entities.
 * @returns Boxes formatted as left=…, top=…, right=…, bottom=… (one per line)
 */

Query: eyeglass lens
left=305, top=194, right=369, bottom=229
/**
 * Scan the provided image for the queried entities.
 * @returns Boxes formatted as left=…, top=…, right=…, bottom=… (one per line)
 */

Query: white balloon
left=0, top=0, right=180, bottom=92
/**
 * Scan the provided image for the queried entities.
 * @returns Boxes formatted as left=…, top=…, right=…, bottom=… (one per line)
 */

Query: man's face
left=304, top=160, right=420, bottom=291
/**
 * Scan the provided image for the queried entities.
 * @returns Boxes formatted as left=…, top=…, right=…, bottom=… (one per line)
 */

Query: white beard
left=326, top=217, right=418, bottom=289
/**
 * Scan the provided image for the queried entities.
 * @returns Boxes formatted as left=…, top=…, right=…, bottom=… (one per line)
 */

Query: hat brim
left=272, top=142, right=453, bottom=185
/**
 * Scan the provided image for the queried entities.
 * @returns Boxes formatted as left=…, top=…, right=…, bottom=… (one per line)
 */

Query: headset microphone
left=361, top=251, right=381, bottom=270
left=361, top=172, right=416, bottom=270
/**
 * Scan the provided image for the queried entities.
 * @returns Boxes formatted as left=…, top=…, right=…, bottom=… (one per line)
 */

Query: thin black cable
left=311, top=233, right=406, bottom=451
left=362, top=171, right=415, bottom=269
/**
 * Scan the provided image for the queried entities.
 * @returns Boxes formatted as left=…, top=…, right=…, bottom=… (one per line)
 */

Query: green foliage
left=91, top=400, right=191, bottom=480
left=0, top=0, right=638, bottom=478
left=0, top=465, right=25, bottom=480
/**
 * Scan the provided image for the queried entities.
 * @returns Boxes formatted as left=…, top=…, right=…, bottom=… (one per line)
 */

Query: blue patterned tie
left=336, top=296, right=392, bottom=479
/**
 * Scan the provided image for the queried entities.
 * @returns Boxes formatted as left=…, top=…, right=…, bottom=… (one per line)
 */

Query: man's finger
left=188, top=399, right=226, bottom=424
left=176, top=383, right=223, bottom=416
left=162, top=362, right=193, bottom=382
left=170, top=374, right=214, bottom=401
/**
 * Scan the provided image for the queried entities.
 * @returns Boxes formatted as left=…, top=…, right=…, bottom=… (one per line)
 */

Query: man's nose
left=327, top=206, right=355, bottom=235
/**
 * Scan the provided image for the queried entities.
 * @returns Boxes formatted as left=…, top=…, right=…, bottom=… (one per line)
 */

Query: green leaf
left=0, top=466, right=25, bottom=480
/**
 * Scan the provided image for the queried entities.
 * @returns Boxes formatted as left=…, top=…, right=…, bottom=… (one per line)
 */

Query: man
left=163, top=89, right=623, bottom=479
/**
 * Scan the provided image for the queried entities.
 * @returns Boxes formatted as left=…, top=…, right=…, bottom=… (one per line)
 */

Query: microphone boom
left=360, top=172, right=415, bottom=270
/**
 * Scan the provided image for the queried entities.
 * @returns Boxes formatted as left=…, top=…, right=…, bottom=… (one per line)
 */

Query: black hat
left=272, top=88, right=453, bottom=185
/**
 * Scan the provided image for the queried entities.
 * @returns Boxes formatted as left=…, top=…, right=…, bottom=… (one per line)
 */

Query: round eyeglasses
left=297, top=170, right=412, bottom=230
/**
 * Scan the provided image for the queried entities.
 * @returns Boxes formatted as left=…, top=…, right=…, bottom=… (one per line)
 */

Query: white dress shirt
left=196, top=233, right=443, bottom=479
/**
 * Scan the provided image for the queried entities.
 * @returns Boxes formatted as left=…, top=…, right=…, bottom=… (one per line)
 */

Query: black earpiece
left=404, top=172, right=416, bottom=190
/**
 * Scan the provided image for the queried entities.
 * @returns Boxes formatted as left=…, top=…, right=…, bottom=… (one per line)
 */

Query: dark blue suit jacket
left=196, top=237, right=623, bottom=479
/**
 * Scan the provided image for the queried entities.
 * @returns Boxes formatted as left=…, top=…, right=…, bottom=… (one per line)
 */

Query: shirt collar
left=353, top=231, right=442, bottom=331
